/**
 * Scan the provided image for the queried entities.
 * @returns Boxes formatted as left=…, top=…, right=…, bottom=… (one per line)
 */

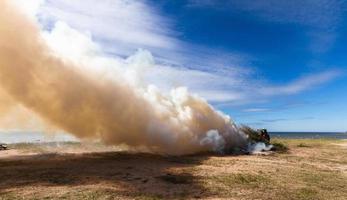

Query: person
left=259, top=129, right=270, bottom=144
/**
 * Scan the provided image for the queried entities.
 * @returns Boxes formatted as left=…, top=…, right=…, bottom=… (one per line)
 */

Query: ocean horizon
left=0, top=131, right=346, bottom=144
left=270, top=132, right=347, bottom=139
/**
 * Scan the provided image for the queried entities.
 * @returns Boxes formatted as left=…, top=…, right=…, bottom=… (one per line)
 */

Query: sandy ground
left=334, top=139, right=347, bottom=148
left=0, top=139, right=346, bottom=200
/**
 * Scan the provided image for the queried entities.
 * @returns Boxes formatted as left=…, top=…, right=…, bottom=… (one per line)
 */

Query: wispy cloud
left=243, top=117, right=316, bottom=128
left=38, top=0, right=177, bottom=54
left=38, top=0, right=250, bottom=67
left=261, top=118, right=288, bottom=123
left=261, top=117, right=315, bottom=123
left=30, top=0, right=345, bottom=105
left=259, top=70, right=342, bottom=96
left=187, top=0, right=344, bottom=28
left=242, top=108, right=270, bottom=112
left=34, top=0, right=253, bottom=102
left=187, top=0, right=345, bottom=53
left=147, top=64, right=342, bottom=104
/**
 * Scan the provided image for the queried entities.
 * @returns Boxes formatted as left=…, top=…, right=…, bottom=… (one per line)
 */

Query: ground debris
left=0, top=143, right=8, bottom=151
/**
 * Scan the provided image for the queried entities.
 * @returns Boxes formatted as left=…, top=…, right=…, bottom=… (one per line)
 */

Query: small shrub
left=297, top=143, right=311, bottom=148
left=271, top=142, right=289, bottom=153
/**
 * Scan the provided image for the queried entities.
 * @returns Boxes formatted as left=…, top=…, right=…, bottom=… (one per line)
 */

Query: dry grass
left=0, top=138, right=346, bottom=199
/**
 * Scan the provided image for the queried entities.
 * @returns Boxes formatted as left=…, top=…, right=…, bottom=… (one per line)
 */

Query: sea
left=270, top=132, right=347, bottom=139
left=0, top=131, right=346, bottom=144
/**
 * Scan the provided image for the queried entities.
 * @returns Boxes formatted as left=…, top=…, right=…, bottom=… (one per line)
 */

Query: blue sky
left=35, top=0, right=347, bottom=132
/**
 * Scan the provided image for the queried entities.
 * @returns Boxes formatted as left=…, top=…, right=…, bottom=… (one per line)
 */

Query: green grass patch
left=272, top=138, right=338, bottom=147
left=271, top=142, right=289, bottom=153
left=293, top=188, right=320, bottom=200
left=213, top=173, right=269, bottom=188
left=297, top=143, right=311, bottom=148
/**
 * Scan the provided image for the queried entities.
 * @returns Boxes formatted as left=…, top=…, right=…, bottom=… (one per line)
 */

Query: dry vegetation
left=0, top=139, right=346, bottom=200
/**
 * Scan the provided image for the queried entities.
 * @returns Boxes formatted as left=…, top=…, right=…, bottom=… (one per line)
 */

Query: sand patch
left=333, top=139, right=347, bottom=148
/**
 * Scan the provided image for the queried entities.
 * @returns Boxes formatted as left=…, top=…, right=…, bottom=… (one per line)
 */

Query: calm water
left=1, top=131, right=347, bottom=144
left=270, top=132, right=347, bottom=139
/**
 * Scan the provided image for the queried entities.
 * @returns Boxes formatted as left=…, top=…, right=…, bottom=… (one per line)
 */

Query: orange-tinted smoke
left=0, top=1, right=247, bottom=155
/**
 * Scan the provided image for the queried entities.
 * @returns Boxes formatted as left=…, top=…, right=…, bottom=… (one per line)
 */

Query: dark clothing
left=260, top=129, right=270, bottom=143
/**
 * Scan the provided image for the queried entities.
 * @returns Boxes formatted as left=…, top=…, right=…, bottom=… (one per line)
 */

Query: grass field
left=0, top=138, right=346, bottom=200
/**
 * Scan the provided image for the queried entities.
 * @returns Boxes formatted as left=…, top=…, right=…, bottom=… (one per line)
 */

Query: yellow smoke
left=0, top=1, right=247, bottom=155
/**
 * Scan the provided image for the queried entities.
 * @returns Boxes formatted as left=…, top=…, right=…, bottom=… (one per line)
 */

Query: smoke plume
left=0, top=1, right=247, bottom=155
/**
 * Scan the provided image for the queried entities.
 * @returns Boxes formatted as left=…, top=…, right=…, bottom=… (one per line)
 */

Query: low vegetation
left=239, top=125, right=264, bottom=142
left=271, top=141, right=289, bottom=152
left=0, top=138, right=346, bottom=199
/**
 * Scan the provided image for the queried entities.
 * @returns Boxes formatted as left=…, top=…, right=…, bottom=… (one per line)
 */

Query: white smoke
left=42, top=21, right=248, bottom=154
left=0, top=0, right=251, bottom=155
left=248, top=142, right=273, bottom=154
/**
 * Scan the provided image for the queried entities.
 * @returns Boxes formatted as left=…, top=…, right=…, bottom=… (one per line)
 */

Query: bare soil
left=0, top=139, right=346, bottom=200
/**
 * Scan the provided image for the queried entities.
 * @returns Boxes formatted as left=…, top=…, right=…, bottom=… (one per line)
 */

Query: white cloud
left=38, top=0, right=176, bottom=53
left=25, top=0, right=344, bottom=106
left=36, top=0, right=251, bottom=80
left=41, top=20, right=342, bottom=105
left=260, top=70, right=342, bottom=96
